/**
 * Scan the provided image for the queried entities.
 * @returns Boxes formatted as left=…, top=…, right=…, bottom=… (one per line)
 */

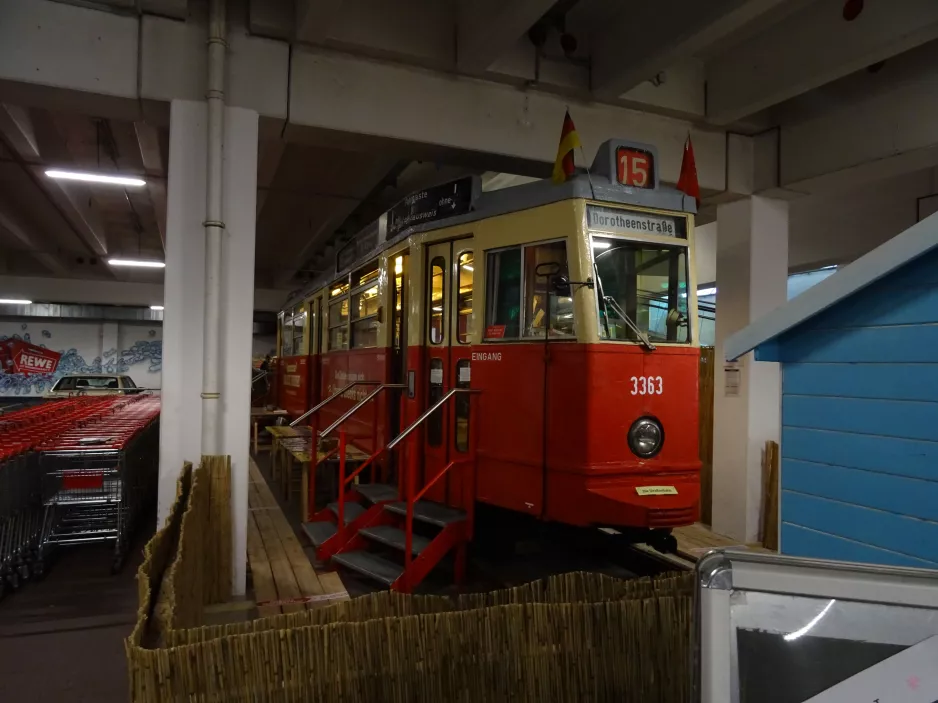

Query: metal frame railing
left=289, top=381, right=383, bottom=428
left=330, top=384, right=407, bottom=528
left=387, top=388, right=481, bottom=592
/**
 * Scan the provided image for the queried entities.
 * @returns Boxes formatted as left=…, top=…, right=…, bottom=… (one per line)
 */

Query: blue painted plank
left=783, top=395, right=938, bottom=443
left=783, top=363, right=938, bottom=402
left=782, top=491, right=938, bottom=562
left=803, top=283, right=938, bottom=331
left=782, top=427, right=938, bottom=482
left=778, top=325, right=938, bottom=363
left=889, top=248, right=938, bottom=286
left=783, top=459, right=938, bottom=521
left=781, top=523, right=938, bottom=569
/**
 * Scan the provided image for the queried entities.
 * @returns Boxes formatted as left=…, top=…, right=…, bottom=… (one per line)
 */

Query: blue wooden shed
left=726, top=212, right=938, bottom=569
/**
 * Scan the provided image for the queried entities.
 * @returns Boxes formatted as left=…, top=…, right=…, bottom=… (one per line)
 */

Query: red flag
left=676, top=134, right=700, bottom=207
left=552, top=110, right=582, bottom=184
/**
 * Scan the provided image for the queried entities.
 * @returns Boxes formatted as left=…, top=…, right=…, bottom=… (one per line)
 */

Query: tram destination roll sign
left=587, top=205, right=684, bottom=238
left=387, top=177, right=474, bottom=237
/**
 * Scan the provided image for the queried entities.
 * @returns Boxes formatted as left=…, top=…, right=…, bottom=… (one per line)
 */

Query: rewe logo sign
left=1, top=340, right=62, bottom=376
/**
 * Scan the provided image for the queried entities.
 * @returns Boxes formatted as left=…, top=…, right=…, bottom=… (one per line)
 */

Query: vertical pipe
left=201, top=0, right=227, bottom=454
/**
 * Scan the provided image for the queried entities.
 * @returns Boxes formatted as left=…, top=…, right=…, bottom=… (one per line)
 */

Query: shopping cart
left=0, top=446, right=42, bottom=598
left=36, top=396, right=160, bottom=573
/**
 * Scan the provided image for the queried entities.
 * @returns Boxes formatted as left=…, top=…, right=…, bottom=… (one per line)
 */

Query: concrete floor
left=0, top=532, right=148, bottom=702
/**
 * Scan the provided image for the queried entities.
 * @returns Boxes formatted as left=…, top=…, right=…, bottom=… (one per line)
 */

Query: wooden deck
left=673, top=523, right=772, bottom=562
left=247, top=458, right=348, bottom=618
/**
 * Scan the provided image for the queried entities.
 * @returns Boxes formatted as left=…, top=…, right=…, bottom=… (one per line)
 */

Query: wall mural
left=0, top=325, right=163, bottom=396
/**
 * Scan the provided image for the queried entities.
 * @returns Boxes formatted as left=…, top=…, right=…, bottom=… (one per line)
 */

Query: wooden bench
left=247, top=459, right=348, bottom=618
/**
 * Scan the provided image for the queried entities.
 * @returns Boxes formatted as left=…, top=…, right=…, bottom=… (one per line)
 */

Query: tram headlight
left=628, top=417, right=663, bottom=458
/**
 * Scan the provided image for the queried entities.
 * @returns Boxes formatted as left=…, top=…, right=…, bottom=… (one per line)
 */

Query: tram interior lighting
left=150, top=305, right=164, bottom=311
left=46, top=169, right=146, bottom=187
left=394, top=256, right=403, bottom=275
left=592, top=241, right=611, bottom=249
left=462, top=263, right=473, bottom=271
left=108, top=258, right=166, bottom=268
left=0, top=298, right=32, bottom=305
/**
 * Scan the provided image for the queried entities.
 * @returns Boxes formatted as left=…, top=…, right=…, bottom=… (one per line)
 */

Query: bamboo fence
left=761, top=440, right=780, bottom=550
left=126, top=460, right=696, bottom=702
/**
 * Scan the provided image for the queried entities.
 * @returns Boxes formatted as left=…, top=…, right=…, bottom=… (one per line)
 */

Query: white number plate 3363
left=630, top=376, right=663, bottom=395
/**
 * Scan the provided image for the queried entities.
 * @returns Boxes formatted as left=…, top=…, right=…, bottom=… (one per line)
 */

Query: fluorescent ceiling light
left=0, top=298, right=31, bottom=305
left=697, top=287, right=717, bottom=296
left=46, top=169, right=146, bottom=187
left=592, top=241, right=611, bottom=249
left=108, top=258, right=166, bottom=268
left=150, top=305, right=164, bottom=311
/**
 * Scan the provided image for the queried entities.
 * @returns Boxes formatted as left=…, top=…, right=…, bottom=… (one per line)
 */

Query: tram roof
left=282, top=139, right=697, bottom=310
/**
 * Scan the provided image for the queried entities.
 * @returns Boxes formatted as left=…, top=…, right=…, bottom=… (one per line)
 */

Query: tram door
left=423, top=239, right=474, bottom=507
left=390, top=252, right=409, bottom=437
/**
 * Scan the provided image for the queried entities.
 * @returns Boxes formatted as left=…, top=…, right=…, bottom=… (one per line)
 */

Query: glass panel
left=428, top=358, right=444, bottom=446
left=355, top=263, right=379, bottom=288
left=523, top=241, right=574, bottom=338
left=484, top=248, right=521, bottom=339
left=428, top=256, right=445, bottom=345
left=330, top=281, right=350, bottom=298
left=329, top=298, right=349, bottom=327
left=351, top=318, right=379, bottom=349
left=329, top=326, right=349, bottom=351
left=293, top=310, right=306, bottom=354
left=122, top=376, right=136, bottom=388
left=454, top=359, right=470, bottom=452
left=281, top=316, right=294, bottom=356
left=351, top=285, right=379, bottom=319
left=456, top=251, right=473, bottom=344
left=593, top=237, right=690, bottom=344
left=393, top=255, right=404, bottom=350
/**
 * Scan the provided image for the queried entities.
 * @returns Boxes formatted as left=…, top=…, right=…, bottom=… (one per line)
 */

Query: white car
left=44, top=374, right=142, bottom=399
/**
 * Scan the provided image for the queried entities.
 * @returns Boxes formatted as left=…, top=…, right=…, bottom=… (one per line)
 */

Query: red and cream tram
left=277, top=138, right=701, bottom=569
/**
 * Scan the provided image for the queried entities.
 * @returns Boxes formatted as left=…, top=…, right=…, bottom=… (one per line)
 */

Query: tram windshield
left=592, top=237, right=690, bottom=344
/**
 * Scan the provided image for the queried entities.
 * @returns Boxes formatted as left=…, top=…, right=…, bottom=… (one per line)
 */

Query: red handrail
left=331, top=384, right=406, bottom=528
left=395, top=389, right=480, bottom=592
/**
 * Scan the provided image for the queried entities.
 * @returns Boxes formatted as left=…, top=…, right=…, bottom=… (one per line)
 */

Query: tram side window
left=456, top=251, right=473, bottom=344
left=523, top=242, right=574, bottom=338
left=428, top=257, right=446, bottom=344
left=293, top=309, right=306, bottom=354
left=484, top=241, right=573, bottom=340
left=329, top=295, right=350, bottom=351
left=351, top=263, right=380, bottom=349
left=484, top=248, right=521, bottom=339
left=281, top=315, right=294, bottom=356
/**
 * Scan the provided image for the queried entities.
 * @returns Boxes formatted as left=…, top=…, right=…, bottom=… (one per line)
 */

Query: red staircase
left=302, top=388, right=480, bottom=592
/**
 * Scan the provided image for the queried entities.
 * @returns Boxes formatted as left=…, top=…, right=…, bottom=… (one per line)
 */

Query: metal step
left=326, top=501, right=365, bottom=525
left=331, top=550, right=404, bottom=587
left=359, top=525, right=430, bottom=555
left=385, top=501, right=466, bottom=527
left=355, top=483, right=399, bottom=504
left=302, top=521, right=337, bottom=548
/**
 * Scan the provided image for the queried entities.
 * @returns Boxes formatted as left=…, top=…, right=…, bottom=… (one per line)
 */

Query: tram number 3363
left=630, top=376, right=663, bottom=395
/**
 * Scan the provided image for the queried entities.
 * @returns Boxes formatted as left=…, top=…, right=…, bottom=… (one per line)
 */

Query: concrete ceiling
left=4, top=0, right=938, bottom=298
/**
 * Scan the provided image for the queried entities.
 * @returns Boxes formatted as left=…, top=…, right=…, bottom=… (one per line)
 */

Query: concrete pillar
left=712, top=196, right=788, bottom=542
left=158, top=99, right=259, bottom=595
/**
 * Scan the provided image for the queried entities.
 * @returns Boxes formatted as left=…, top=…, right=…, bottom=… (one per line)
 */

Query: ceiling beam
left=0, top=199, right=69, bottom=275
left=591, top=0, right=791, bottom=101
left=295, top=0, right=346, bottom=44
left=0, top=103, right=111, bottom=259
left=707, top=0, right=938, bottom=125
left=457, top=0, right=558, bottom=73
left=133, top=121, right=167, bottom=250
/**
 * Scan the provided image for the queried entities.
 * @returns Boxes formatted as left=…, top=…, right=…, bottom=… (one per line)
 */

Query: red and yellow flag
left=552, top=110, right=581, bottom=184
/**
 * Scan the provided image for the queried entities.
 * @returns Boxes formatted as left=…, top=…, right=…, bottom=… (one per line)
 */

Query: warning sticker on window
left=636, top=486, right=678, bottom=496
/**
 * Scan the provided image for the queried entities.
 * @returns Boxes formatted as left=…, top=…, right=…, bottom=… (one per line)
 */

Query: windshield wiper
left=602, top=295, right=656, bottom=351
